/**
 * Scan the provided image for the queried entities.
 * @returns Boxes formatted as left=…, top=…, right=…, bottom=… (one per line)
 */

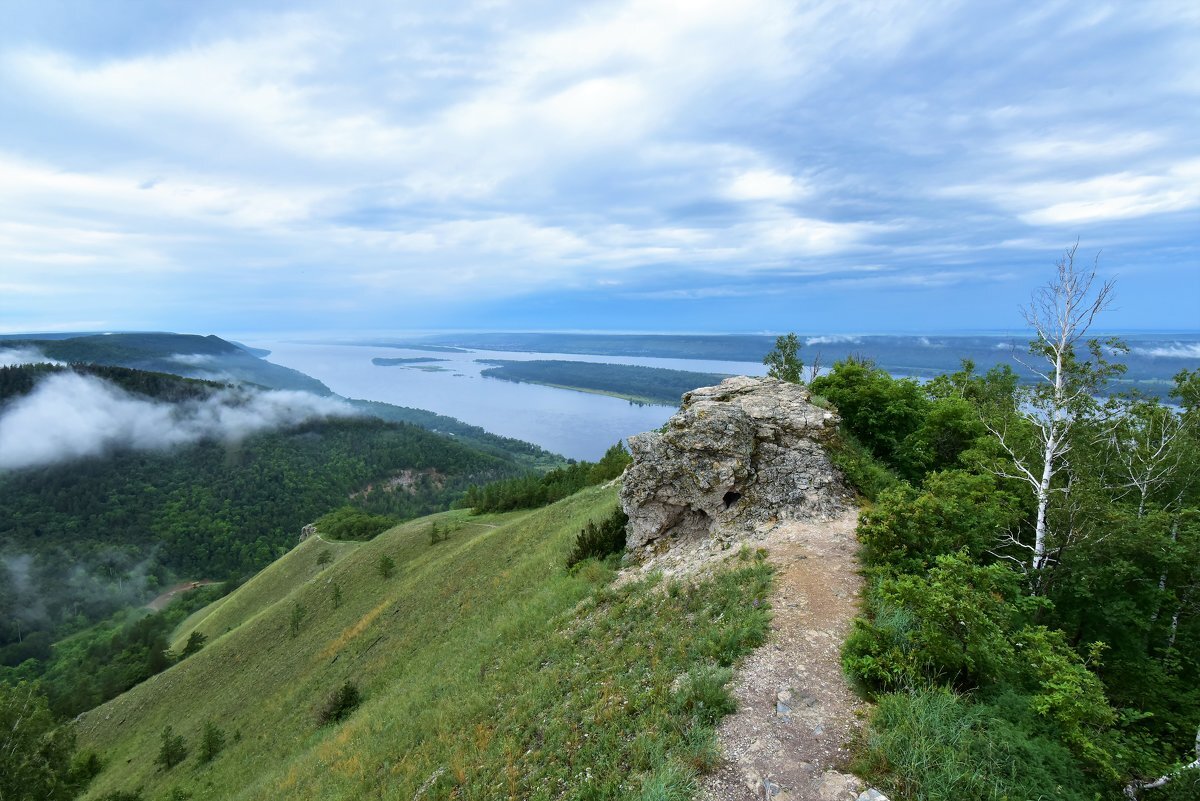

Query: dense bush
left=313, top=506, right=397, bottom=541
left=317, top=680, right=361, bottom=726
left=856, top=471, right=1023, bottom=570
left=460, top=443, right=632, bottom=513
left=566, top=507, right=629, bottom=568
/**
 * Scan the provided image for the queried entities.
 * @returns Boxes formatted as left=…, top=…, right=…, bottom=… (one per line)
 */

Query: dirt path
left=700, top=508, right=867, bottom=801
left=145, top=580, right=217, bottom=611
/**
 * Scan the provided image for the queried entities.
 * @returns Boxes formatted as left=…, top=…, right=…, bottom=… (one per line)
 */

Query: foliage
left=835, top=302, right=1200, bottom=799
left=762, top=332, right=803, bottom=383
left=460, top=442, right=631, bottom=513
left=566, top=507, right=629, bottom=568
left=0, top=584, right=223, bottom=718
left=180, top=630, right=207, bottom=658
left=477, top=359, right=729, bottom=405
left=0, top=681, right=98, bottom=801
left=289, top=603, right=306, bottom=638
left=317, top=680, right=362, bottom=726
left=856, top=471, right=1022, bottom=570
left=155, top=725, right=187, bottom=770
left=313, top=506, right=397, bottom=541
left=824, top=429, right=901, bottom=501
left=198, top=720, right=226, bottom=764
left=810, top=357, right=929, bottom=476
left=376, top=555, right=396, bottom=580
left=854, top=687, right=1105, bottom=801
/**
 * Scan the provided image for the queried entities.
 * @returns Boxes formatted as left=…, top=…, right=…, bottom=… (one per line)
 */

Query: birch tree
left=986, top=244, right=1122, bottom=586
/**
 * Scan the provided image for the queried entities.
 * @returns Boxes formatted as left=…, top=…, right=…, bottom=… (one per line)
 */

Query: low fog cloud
left=805, top=335, right=861, bottom=346
left=1134, top=343, right=1200, bottom=359
left=167, top=353, right=216, bottom=366
left=0, top=347, right=62, bottom=367
left=0, top=372, right=355, bottom=471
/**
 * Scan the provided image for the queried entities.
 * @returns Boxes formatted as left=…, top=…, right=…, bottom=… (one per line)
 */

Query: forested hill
left=0, top=363, right=536, bottom=678
left=4, top=331, right=331, bottom=394
left=477, top=359, right=730, bottom=405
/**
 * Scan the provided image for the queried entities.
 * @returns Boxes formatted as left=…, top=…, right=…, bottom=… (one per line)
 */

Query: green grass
left=79, top=485, right=772, bottom=800
left=169, top=535, right=361, bottom=651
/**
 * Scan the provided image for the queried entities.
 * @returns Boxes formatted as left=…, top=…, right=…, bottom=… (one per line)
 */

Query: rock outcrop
left=620, top=376, right=851, bottom=553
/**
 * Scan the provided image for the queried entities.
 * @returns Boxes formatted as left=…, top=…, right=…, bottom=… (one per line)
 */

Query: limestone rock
left=620, top=376, right=851, bottom=552
left=299, top=523, right=317, bottom=543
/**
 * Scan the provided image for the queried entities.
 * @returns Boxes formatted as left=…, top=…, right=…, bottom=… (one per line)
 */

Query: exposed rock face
left=620, top=376, right=850, bottom=552
left=299, top=523, right=317, bottom=543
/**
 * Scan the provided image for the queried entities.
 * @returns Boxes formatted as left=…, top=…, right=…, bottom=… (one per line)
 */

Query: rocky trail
left=700, top=508, right=867, bottom=801
left=615, top=377, right=874, bottom=801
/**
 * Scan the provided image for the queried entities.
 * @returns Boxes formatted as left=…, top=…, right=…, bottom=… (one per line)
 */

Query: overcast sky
left=1, top=0, right=1197, bottom=335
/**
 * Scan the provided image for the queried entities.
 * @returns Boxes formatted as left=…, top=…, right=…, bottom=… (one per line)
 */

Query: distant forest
left=477, top=359, right=729, bottom=405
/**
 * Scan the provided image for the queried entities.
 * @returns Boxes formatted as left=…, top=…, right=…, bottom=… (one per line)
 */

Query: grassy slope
left=78, top=485, right=772, bottom=800
left=77, top=488, right=618, bottom=799
left=168, top=535, right=361, bottom=651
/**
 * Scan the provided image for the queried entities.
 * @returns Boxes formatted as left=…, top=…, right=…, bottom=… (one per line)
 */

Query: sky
left=0, top=0, right=1197, bottom=335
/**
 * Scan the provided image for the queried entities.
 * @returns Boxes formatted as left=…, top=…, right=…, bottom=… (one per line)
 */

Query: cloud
left=806, top=335, right=861, bottom=346
left=0, top=347, right=61, bottom=367
left=167, top=353, right=216, bottom=366
left=0, top=0, right=1196, bottom=331
left=0, top=372, right=356, bottom=471
left=1133, top=343, right=1200, bottom=359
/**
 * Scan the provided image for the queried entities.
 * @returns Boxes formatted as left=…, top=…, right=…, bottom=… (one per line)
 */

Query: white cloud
left=0, top=372, right=356, bottom=471
left=806, top=335, right=861, bottom=345
left=0, top=347, right=62, bottom=367
left=942, top=159, right=1200, bottom=226
left=1133, top=343, right=1200, bottom=359
left=725, top=169, right=808, bottom=203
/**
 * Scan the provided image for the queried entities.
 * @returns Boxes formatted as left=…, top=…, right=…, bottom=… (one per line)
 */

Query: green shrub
left=377, top=554, right=395, bottom=579
left=826, top=429, right=901, bottom=501
left=179, top=630, right=206, bottom=658
left=155, top=725, right=187, bottom=770
left=198, top=720, right=225, bottom=764
left=313, top=507, right=396, bottom=541
left=856, top=471, right=1021, bottom=570
left=566, top=507, right=629, bottom=568
left=843, top=552, right=1025, bottom=690
left=288, top=603, right=306, bottom=638
left=317, top=680, right=361, bottom=726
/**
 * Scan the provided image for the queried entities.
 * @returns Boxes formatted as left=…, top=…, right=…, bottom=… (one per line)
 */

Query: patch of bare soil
left=699, top=508, right=867, bottom=801
left=145, top=580, right=217, bottom=611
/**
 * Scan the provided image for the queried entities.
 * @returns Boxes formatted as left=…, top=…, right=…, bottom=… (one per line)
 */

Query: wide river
left=255, top=341, right=766, bottom=461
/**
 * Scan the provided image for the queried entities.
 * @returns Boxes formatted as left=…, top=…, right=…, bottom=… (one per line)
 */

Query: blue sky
left=1, top=0, right=1197, bottom=335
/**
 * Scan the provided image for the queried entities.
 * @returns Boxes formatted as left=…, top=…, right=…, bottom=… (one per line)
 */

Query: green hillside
left=76, top=485, right=772, bottom=800
left=11, top=332, right=332, bottom=395
left=0, top=364, right=539, bottom=682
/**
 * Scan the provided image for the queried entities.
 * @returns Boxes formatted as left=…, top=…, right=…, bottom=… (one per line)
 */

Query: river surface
left=254, top=341, right=766, bottom=460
